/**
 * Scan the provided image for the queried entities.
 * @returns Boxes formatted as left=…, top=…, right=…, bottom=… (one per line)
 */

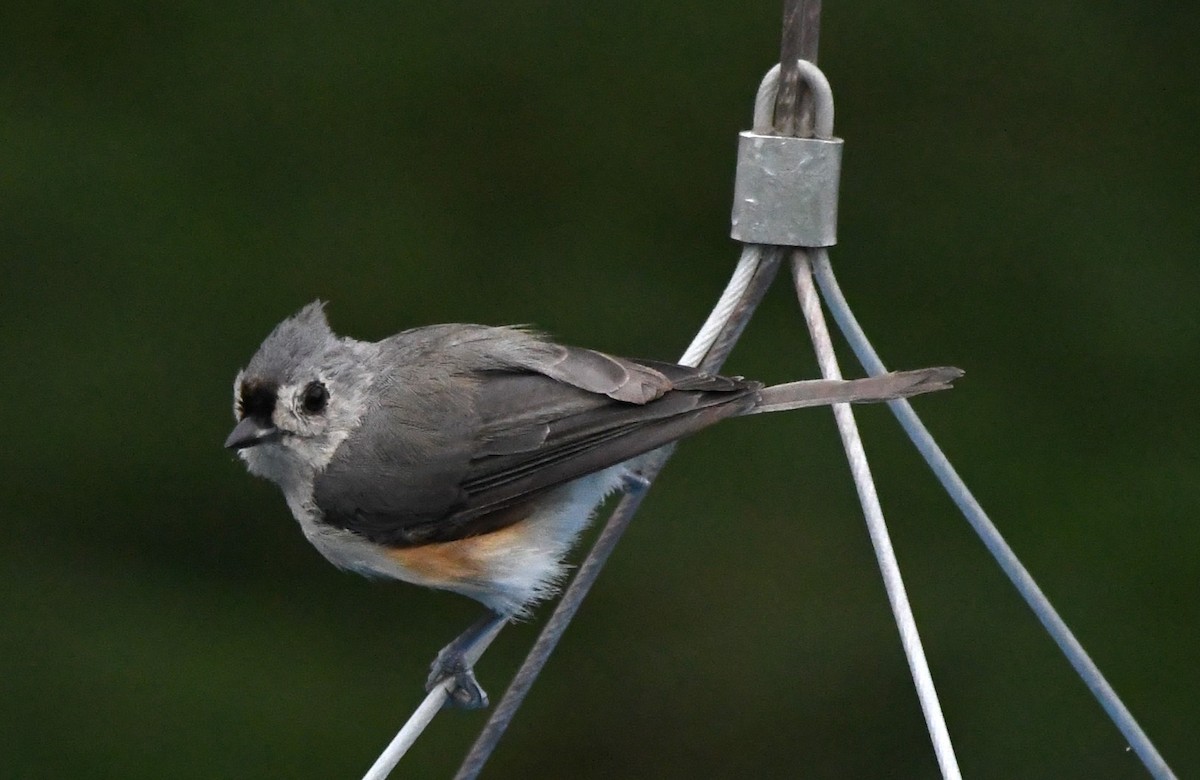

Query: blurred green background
left=2, top=1, right=1197, bottom=777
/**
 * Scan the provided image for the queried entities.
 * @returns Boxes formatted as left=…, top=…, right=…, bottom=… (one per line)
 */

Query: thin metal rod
left=361, top=684, right=448, bottom=780
left=454, top=448, right=669, bottom=780
left=361, top=618, right=505, bottom=779
left=793, top=251, right=962, bottom=779
left=453, top=251, right=784, bottom=780
left=809, top=253, right=1177, bottom=780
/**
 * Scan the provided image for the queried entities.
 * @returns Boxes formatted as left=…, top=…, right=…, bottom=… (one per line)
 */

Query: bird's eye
left=302, top=381, right=329, bottom=414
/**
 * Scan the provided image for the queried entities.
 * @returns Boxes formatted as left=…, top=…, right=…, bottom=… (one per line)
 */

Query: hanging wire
left=361, top=680, right=452, bottom=780
left=776, top=0, right=821, bottom=136
left=794, top=251, right=961, bottom=778
left=810, top=254, right=1178, bottom=780
left=683, top=245, right=777, bottom=365
left=360, top=618, right=506, bottom=780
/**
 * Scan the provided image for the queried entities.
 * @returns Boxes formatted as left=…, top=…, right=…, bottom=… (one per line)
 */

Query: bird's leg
left=426, top=610, right=508, bottom=709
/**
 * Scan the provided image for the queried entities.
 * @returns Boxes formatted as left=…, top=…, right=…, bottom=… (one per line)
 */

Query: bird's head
left=226, top=301, right=374, bottom=490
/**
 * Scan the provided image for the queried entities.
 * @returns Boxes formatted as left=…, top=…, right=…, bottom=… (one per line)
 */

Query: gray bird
left=226, top=301, right=960, bottom=707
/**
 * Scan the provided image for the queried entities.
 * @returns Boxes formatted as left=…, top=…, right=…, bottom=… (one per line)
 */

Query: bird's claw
left=619, top=469, right=651, bottom=494
left=427, top=651, right=489, bottom=709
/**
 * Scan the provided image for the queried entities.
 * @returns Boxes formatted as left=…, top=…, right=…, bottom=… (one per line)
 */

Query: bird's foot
left=426, top=649, right=489, bottom=710
left=424, top=612, right=506, bottom=710
left=619, top=468, right=651, bottom=494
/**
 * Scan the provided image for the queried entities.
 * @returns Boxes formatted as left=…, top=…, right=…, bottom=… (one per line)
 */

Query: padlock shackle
left=753, top=59, right=835, bottom=139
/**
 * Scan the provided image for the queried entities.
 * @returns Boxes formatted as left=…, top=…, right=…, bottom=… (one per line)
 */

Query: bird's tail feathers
left=748, top=367, right=963, bottom=414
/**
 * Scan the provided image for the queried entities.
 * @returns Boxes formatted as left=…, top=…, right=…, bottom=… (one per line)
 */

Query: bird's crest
left=245, top=300, right=336, bottom=384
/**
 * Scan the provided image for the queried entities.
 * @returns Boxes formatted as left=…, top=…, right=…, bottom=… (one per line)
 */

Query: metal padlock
left=730, top=131, right=843, bottom=247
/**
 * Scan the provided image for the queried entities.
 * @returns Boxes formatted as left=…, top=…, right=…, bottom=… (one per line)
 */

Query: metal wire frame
left=810, top=253, right=1177, bottom=780
left=362, top=0, right=1177, bottom=775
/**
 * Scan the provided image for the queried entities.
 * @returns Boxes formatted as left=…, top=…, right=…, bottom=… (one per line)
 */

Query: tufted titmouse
left=226, top=301, right=960, bottom=706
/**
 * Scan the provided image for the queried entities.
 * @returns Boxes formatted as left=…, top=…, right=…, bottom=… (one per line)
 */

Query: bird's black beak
left=224, top=417, right=280, bottom=450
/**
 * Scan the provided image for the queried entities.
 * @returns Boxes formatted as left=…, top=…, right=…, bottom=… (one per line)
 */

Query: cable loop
left=752, top=60, right=834, bottom=138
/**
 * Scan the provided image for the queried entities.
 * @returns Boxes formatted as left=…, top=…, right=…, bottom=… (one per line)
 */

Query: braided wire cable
left=810, top=254, right=1177, bottom=780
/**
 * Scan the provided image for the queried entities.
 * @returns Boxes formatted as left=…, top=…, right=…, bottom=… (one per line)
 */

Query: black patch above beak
left=224, top=417, right=280, bottom=450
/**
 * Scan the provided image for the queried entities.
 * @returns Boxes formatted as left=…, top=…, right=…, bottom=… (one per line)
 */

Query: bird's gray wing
left=313, top=328, right=756, bottom=547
